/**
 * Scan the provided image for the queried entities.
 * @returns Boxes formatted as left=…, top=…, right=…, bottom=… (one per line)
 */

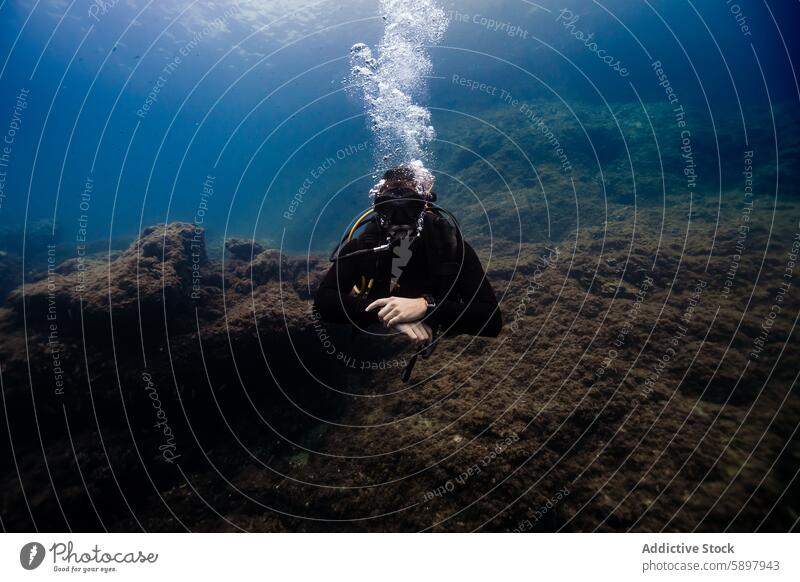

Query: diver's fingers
left=377, top=303, right=396, bottom=319
left=402, top=323, right=422, bottom=344
left=417, top=323, right=431, bottom=342
left=410, top=323, right=426, bottom=343
left=365, top=297, right=390, bottom=312
left=387, top=312, right=406, bottom=326
left=384, top=308, right=403, bottom=324
left=401, top=326, right=418, bottom=342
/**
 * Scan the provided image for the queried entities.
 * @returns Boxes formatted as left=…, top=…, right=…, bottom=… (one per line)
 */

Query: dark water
left=0, top=0, right=798, bottom=254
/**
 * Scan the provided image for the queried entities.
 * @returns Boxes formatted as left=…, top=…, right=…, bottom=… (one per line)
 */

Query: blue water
left=0, top=0, right=798, bottom=255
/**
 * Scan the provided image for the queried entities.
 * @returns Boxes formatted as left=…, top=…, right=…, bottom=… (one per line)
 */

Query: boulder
left=7, top=222, right=210, bottom=333
left=225, top=238, right=265, bottom=261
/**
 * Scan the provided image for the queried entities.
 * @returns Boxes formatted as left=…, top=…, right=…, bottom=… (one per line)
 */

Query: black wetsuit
left=314, top=220, right=502, bottom=337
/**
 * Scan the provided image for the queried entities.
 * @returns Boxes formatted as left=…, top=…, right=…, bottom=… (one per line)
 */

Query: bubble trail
left=348, top=0, right=449, bottom=171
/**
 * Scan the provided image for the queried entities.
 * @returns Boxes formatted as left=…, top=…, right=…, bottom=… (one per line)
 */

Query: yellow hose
left=348, top=209, right=375, bottom=241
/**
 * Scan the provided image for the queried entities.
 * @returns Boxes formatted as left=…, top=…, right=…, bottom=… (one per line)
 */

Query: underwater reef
left=0, top=191, right=797, bottom=532
left=1, top=99, right=798, bottom=532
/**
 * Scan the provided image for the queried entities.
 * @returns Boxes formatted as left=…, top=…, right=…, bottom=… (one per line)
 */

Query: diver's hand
left=394, top=321, right=433, bottom=344
left=366, top=296, right=427, bottom=326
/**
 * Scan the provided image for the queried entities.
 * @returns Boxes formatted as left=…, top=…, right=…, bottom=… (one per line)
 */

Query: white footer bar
left=1, top=533, right=797, bottom=581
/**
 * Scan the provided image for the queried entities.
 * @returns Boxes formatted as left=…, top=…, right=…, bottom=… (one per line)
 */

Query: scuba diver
left=313, top=163, right=502, bottom=380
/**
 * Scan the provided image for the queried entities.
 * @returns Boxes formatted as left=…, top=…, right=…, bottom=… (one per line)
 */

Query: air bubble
left=347, top=0, right=448, bottom=173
